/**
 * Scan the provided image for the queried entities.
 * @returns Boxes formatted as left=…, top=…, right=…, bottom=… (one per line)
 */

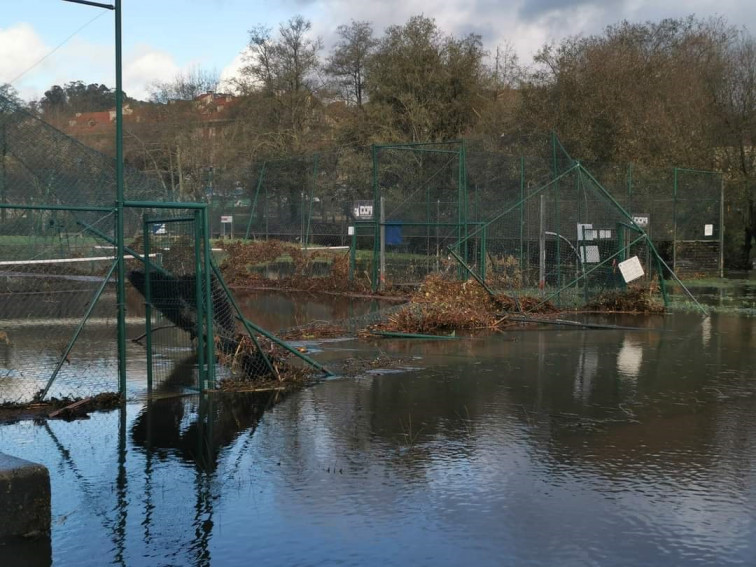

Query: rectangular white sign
left=704, top=224, right=713, bottom=237
left=221, top=215, right=233, bottom=223
left=618, top=256, right=644, bottom=283
left=580, top=246, right=601, bottom=263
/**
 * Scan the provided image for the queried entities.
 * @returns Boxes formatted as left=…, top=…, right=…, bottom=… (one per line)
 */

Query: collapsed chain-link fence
left=451, top=163, right=679, bottom=312
left=0, top=92, right=326, bottom=406
left=233, top=138, right=721, bottom=294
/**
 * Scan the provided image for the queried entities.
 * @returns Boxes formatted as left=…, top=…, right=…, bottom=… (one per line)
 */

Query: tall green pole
left=62, top=0, right=125, bottom=396
left=115, top=0, right=127, bottom=397
left=202, top=207, right=215, bottom=390
left=143, top=217, right=153, bottom=393
left=194, top=210, right=205, bottom=390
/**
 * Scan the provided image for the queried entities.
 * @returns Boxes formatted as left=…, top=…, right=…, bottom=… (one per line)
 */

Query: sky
left=1, top=0, right=755, bottom=102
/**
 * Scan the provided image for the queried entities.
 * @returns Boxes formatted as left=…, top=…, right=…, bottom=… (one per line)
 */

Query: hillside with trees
left=8, top=14, right=755, bottom=269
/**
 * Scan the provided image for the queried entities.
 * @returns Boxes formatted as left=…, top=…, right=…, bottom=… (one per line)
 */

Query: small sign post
left=220, top=215, right=233, bottom=239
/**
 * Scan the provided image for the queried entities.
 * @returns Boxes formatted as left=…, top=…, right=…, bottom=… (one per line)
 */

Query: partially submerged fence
left=235, top=138, right=722, bottom=293
left=0, top=93, right=327, bottom=406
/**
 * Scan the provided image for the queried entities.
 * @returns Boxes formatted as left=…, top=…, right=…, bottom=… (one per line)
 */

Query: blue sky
left=2, top=0, right=755, bottom=102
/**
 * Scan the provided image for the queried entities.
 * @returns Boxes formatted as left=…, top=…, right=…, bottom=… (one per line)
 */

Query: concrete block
left=0, top=453, right=51, bottom=539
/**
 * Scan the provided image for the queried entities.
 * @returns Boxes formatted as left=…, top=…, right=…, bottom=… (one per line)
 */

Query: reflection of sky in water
left=616, top=337, right=643, bottom=381
left=0, top=311, right=755, bottom=566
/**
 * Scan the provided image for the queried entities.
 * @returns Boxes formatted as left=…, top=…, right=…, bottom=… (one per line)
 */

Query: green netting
left=451, top=163, right=672, bottom=311
left=0, top=92, right=326, bottom=405
left=0, top=209, right=120, bottom=404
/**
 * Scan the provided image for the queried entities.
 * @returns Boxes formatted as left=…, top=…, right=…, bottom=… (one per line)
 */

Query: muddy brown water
left=0, top=290, right=755, bottom=566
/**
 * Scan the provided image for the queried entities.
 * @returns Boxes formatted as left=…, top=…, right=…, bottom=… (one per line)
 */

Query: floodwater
left=1, top=292, right=756, bottom=566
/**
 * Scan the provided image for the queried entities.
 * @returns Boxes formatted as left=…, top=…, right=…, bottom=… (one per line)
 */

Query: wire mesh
left=0, top=92, right=325, bottom=404
left=0, top=210, right=120, bottom=404
left=453, top=164, right=667, bottom=311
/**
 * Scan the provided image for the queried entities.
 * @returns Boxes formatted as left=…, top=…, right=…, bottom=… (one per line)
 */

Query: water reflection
left=0, top=311, right=754, bottom=566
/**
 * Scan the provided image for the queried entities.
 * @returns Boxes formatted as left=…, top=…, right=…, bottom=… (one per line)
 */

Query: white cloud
left=219, top=46, right=252, bottom=92
left=123, top=45, right=182, bottom=100
left=0, top=23, right=51, bottom=98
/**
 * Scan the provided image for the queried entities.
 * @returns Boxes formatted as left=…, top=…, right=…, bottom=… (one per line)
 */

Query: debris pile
left=585, top=286, right=664, bottom=313
left=365, top=274, right=556, bottom=335
left=219, top=240, right=367, bottom=293
left=214, top=333, right=316, bottom=392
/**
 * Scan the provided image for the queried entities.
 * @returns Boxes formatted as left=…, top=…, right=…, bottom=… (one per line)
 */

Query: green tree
left=365, top=15, right=485, bottom=141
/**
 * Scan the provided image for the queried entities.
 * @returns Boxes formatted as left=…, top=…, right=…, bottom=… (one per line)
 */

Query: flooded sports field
left=1, top=290, right=755, bottom=566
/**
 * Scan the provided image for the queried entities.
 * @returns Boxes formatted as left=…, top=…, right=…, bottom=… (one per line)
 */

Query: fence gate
left=141, top=210, right=214, bottom=393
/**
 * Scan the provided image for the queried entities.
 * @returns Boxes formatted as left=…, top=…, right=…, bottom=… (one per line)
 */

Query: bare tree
left=150, top=67, right=220, bottom=103
left=712, top=33, right=756, bottom=267
left=325, top=21, right=377, bottom=106
left=240, top=15, right=323, bottom=149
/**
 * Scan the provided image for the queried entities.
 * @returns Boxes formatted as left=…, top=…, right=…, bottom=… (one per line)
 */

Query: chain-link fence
left=451, top=163, right=673, bottom=311
left=235, top=138, right=721, bottom=295
left=0, top=92, right=326, bottom=406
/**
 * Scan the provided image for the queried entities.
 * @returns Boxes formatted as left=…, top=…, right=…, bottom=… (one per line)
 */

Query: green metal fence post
left=304, top=153, right=318, bottom=249
left=115, top=0, right=127, bottom=399
left=349, top=226, right=356, bottom=282
left=480, top=224, right=487, bottom=283
left=143, top=215, right=153, bottom=393
left=719, top=173, right=724, bottom=278
left=194, top=209, right=206, bottom=390
left=371, top=144, right=379, bottom=292
left=520, top=156, right=525, bottom=274
left=202, top=207, right=215, bottom=390
left=673, top=167, right=678, bottom=273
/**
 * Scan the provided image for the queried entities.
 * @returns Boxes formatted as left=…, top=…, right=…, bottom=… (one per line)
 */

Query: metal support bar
left=447, top=247, right=498, bottom=298
left=0, top=204, right=113, bottom=212
left=40, top=259, right=118, bottom=400
left=202, top=208, right=215, bottom=389
left=208, top=262, right=290, bottom=378
left=77, top=220, right=170, bottom=276
left=194, top=210, right=206, bottom=390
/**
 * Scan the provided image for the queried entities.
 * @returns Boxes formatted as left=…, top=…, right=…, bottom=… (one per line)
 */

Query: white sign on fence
left=618, top=256, right=644, bottom=283
left=704, top=224, right=714, bottom=237
left=632, top=213, right=650, bottom=228
left=352, top=200, right=374, bottom=220
left=221, top=215, right=233, bottom=223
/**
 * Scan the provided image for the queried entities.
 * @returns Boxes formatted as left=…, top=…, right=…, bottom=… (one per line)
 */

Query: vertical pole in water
left=719, top=174, right=725, bottom=278
left=194, top=210, right=205, bottom=390
left=379, top=196, right=386, bottom=291
left=539, top=194, right=546, bottom=294
left=672, top=167, right=678, bottom=273
left=202, top=207, right=215, bottom=390
left=114, top=0, right=127, bottom=398
left=143, top=217, right=153, bottom=393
